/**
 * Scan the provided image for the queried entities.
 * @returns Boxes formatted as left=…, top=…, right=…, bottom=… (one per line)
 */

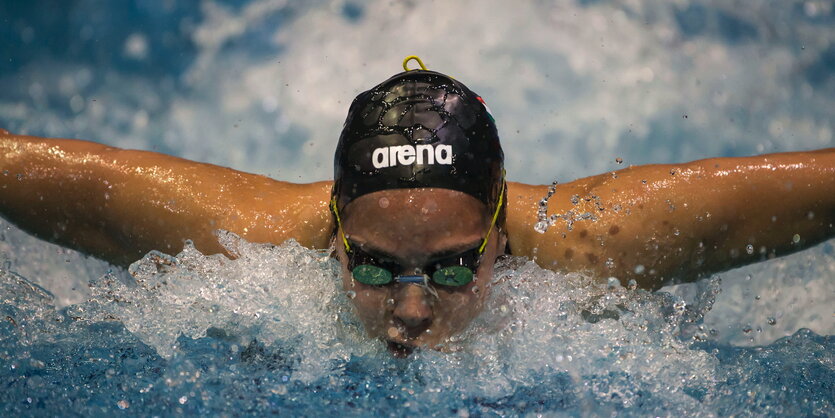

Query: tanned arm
left=0, top=131, right=334, bottom=267
left=506, top=149, right=835, bottom=290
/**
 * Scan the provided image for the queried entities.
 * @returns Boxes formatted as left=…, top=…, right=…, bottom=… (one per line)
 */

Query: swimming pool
left=1, top=0, right=833, bottom=415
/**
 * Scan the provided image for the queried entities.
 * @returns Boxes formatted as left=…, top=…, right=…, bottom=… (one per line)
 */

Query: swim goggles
left=330, top=181, right=505, bottom=287
left=345, top=240, right=484, bottom=286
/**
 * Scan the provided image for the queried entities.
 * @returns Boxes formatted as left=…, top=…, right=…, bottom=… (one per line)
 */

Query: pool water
left=1, top=0, right=834, bottom=415
left=1, top=234, right=832, bottom=416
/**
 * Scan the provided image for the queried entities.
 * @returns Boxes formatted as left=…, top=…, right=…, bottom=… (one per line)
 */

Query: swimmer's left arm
left=506, top=148, right=835, bottom=289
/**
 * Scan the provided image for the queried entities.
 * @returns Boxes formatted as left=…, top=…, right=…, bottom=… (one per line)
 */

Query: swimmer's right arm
left=0, top=131, right=334, bottom=267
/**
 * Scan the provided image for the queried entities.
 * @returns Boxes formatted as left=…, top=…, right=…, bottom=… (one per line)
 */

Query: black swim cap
left=332, top=70, right=504, bottom=212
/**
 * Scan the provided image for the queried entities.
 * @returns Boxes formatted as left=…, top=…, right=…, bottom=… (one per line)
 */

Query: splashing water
left=534, top=180, right=600, bottom=234
left=1, top=232, right=832, bottom=415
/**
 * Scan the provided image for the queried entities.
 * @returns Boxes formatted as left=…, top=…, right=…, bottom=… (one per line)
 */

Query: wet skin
left=336, top=188, right=506, bottom=356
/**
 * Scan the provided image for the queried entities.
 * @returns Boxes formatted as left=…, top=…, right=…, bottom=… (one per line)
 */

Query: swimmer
left=1, top=62, right=834, bottom=356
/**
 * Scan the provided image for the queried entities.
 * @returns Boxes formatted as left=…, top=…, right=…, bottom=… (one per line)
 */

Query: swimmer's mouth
left=387, top=340, right=416, bottom=358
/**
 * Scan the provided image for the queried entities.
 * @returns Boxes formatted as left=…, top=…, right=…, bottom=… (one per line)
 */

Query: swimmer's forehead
left=342, top=188, right=490, bottom=261
left=341, top=188, right=490, bottom=220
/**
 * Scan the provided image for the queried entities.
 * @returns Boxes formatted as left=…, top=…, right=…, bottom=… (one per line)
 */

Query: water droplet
left=346, top=290, right=356, bottom=299
left=570, top=194, right=580, bottom=205
left=615, top=157, right=623, bottom=164
left=534, top=221, right=548, bottom=234
left=607, top=277, right=621, bottom=288
left=627, top=279, right=637, bottom=290
left=673, top=300, right=686, bottom=313
left=386, top=298, right=395, bottom=306
left=792, top=234, right=800, bottom=243
left=471, top=285, right=480, bottom=294
left=742, top=325, right=752, bottom=333
left=745, top=244, right=754, bottom=255
left=117, top=400, right=130, bottom=409
left=767, top=317, right=777, bottom=326
left=387, top=327, right=399, bottom=338
left=634, top=264, right=645, bottom=274
left=179, top=396, right=188, bottom=404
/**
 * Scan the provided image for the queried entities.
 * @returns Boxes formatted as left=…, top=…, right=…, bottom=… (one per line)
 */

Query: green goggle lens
left=352, top=264, right=394, bottom=285
left=431, top=266, right=474, bottom=287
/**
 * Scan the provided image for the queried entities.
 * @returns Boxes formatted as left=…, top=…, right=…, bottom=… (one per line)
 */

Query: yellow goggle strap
left=330, top=197, right=351, bottom=252
left=478, top=170, right=506, bottom=254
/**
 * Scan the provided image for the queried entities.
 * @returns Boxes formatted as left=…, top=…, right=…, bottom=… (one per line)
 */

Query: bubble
left=745, top=245, right=754, bottom=255
left=615, top=157, right=623, bottom=164
left=117, top=400, right=129, bottom=409
left=179, top=396, right=187, bottom=405
left=634, top=265, right=645, bottom=274
left=346, top=290, right=356, bottom=299
left=767, top=317, right=777, bottom=326
left=792, top=234, right=800, bottom=243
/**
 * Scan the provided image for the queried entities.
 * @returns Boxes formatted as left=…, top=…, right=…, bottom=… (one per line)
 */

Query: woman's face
left=335, top=188, right=505, bottom=356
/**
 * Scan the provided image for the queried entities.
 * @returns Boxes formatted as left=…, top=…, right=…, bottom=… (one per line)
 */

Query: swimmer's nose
left=392, top=285, right=433, bottom=338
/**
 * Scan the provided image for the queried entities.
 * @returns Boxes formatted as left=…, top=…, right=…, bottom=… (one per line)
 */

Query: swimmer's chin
left=385, top=338, right=459, bottom=357
left=386, top=340, right=416, bottom=358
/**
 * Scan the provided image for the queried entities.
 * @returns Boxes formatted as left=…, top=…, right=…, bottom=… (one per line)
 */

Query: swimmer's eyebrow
left=349, top=238, right=484, bottom=262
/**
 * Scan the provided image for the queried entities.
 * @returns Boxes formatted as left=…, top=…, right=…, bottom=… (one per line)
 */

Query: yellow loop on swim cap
left=403, top=55, right=428, bottom=71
